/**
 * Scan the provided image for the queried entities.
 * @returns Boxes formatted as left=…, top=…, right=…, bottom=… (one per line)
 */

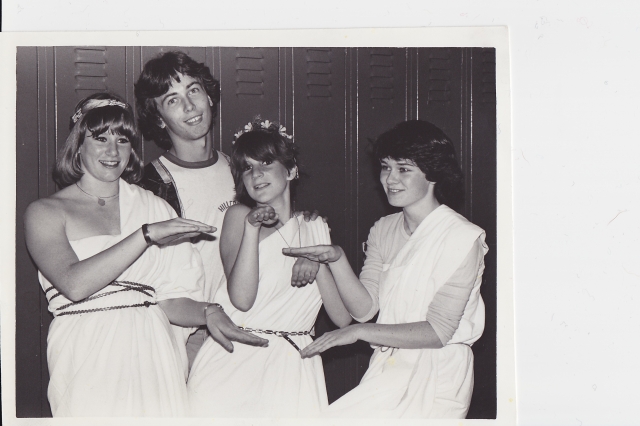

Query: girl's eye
left=95, top=136, right=107, bottom=142
left=262, top=160, right=273, bottom=166
left=380, top=164, right=390, bottom=171
left=399, top=168, right=409, bottom=173
left=167, top=98, right=177, bottom=106
left=118, top=138, right=130, bottom=144
left=189, top=87, right=200, bottom=94
left=243, top=164, right=252, bottom=172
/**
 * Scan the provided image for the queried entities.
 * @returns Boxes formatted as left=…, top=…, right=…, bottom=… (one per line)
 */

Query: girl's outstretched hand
left=282, top=245, right=343, bottom=263
left=205, top=306, right=269, bottom=352
left=148, top=218, right=216, bottom=245
left=300, top=325, right=360, bottom=358
left=246, top=205, right=278, bottom=227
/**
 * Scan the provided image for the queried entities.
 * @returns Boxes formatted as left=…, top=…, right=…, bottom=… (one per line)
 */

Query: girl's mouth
left=185, top=115, right=203, bottom=125
left=99, top=160, right=120, bottom=168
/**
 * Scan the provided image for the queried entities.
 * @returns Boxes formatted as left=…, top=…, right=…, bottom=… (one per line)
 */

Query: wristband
left=205, top=303, right=224, bottom=317
left=141, top=224, right=154, bottom=245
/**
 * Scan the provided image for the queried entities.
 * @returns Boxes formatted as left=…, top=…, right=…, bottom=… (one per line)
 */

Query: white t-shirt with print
left=158, top=151, right=236, bottom=302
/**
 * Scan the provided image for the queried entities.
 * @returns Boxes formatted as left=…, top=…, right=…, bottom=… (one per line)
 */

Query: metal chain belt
left=239, top=326, right=312, bottom=352
left=56, top=301, right=157, bottom=316
left=48, top=280, right=156, bottom=317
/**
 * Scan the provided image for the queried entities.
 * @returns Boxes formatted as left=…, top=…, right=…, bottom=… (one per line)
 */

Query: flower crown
left=71, top=99, right=129, bottom=124
left=233, top=119, right=293, bottom=144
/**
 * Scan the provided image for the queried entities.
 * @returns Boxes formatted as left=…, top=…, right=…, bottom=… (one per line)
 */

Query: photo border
left=0, top=27, right=514, bottom=426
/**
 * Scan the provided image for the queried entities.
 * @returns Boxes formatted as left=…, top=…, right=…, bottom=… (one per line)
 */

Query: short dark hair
left=230, top=119, right=298, bottom=207
left=374, top=120, right=464, bottom=209
left=134, top=51, right=220, bottom=150
left=53, top=92, right=143, bottom=188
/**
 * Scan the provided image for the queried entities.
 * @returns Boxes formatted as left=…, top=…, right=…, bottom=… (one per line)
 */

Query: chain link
left=238, top=327, right=311, bottom=337
left=56, top=301, right=157, bottom=317
left=238, top=326, right=312, bottom=352
left=51, top=281, right=156, bottom=317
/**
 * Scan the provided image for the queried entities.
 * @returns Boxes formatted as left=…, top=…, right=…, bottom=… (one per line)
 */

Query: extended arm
left=157, top=299, right=268, bottom=352
left=299, top=238, right=485, bottom=358
left=314, top=265, right=352, bottom=328
left=24, top=199, right=215, bottom=302
left=300, top=321, right=443, bottom=358
left=283, top=245, right=374, bottom=319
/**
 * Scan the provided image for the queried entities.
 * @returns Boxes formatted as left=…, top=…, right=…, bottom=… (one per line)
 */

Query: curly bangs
left=134, top=51, right=221, bottom=150
left=230, top=126, right=298, bottom=207
left=374, top=120, right=464, bottom=209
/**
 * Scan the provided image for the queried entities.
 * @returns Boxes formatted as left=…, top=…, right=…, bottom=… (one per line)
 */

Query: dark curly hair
left=230, top=119, right=298, bottom=207
left=134, top=51, right=221, bottom=150
left=53, top=92, right=143, bottom=188
left=374, top=120, right=464, bottom=209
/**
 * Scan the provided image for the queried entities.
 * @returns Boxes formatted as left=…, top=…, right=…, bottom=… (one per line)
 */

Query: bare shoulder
left=226, top=203, right=251, bottom=221
left=23, top=191, right=70, bottom=228
left=220, top=203, right=251, bottom=269
left=221, top=203, right=250, bottom=238
left=23, top=189, right=75, bottom=252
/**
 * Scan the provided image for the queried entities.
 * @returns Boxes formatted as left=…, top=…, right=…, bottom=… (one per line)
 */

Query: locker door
left=356, top=48, right=410, bottom=270
left=291, top=48, right=348, bottom=245
left=218, top=47, right=282, bottom=155
left=53, top=47, right=129, bottom=162
left=416, top=48, right=465, bottom=152
left=467, top=48, right=497, bottom=419
left=291, top=47, right=362, bottom=402
left=16, top=47, right=54, bottom=418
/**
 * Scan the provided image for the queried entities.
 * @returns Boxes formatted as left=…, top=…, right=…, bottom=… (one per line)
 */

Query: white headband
left=71, top=99, right=128, bottom=124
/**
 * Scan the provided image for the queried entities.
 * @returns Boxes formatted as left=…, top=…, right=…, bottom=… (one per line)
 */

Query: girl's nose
left=252, top=166, right=264, bottom=178
left=105, top=141, right=118, bottom=156
left=184, top=97, right=195, bottom=112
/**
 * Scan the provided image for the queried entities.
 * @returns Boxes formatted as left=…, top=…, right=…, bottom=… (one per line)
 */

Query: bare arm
left=300, top=321, right=442, bottom=358
left=299, top=240, right=485, bottom=358
left=314, top=265, right=352, bottom=328
left=283, top=245, right=374, bottom=319
left=24, top=199, right=214, bottom=302
left=157, top=299, right=268, bottom=352
left=221, top=204, right=277, bottom=311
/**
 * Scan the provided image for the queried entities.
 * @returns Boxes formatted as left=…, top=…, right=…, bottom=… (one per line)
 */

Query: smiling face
left=78, top=131, right=132, bottom=183
left=380, top=157, right=434, bottom=210
left=241, top=156, right=294, bottom=205
left=154, top=73, right=212, bottom=146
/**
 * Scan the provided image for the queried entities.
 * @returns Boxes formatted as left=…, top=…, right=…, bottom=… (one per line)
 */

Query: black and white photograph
left=3, top=29, right=513, bottom=424
left=5, top=2, right=640, bottom=425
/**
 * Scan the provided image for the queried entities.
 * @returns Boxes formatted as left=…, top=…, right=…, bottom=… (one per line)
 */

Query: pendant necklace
left=275, top=213, right=301, bottom=248
left=76, top=183, right=119, bottom=206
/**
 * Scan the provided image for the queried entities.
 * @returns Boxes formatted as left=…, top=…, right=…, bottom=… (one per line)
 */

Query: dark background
left=15, top=46, right=496, bottom=418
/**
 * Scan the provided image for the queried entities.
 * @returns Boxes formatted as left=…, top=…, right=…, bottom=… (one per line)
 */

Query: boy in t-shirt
left=135, top=51, right=320, bottom=367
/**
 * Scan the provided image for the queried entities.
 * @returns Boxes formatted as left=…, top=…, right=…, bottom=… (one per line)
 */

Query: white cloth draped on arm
left=40, top=180, right=205, bottom=417
left=325, top=205, right=488, bottom=419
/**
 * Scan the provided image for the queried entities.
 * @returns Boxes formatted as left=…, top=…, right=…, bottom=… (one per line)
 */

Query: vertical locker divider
left=466, top=48, right=498, bottom=420
left=39, top=46, right=56, bottom=417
